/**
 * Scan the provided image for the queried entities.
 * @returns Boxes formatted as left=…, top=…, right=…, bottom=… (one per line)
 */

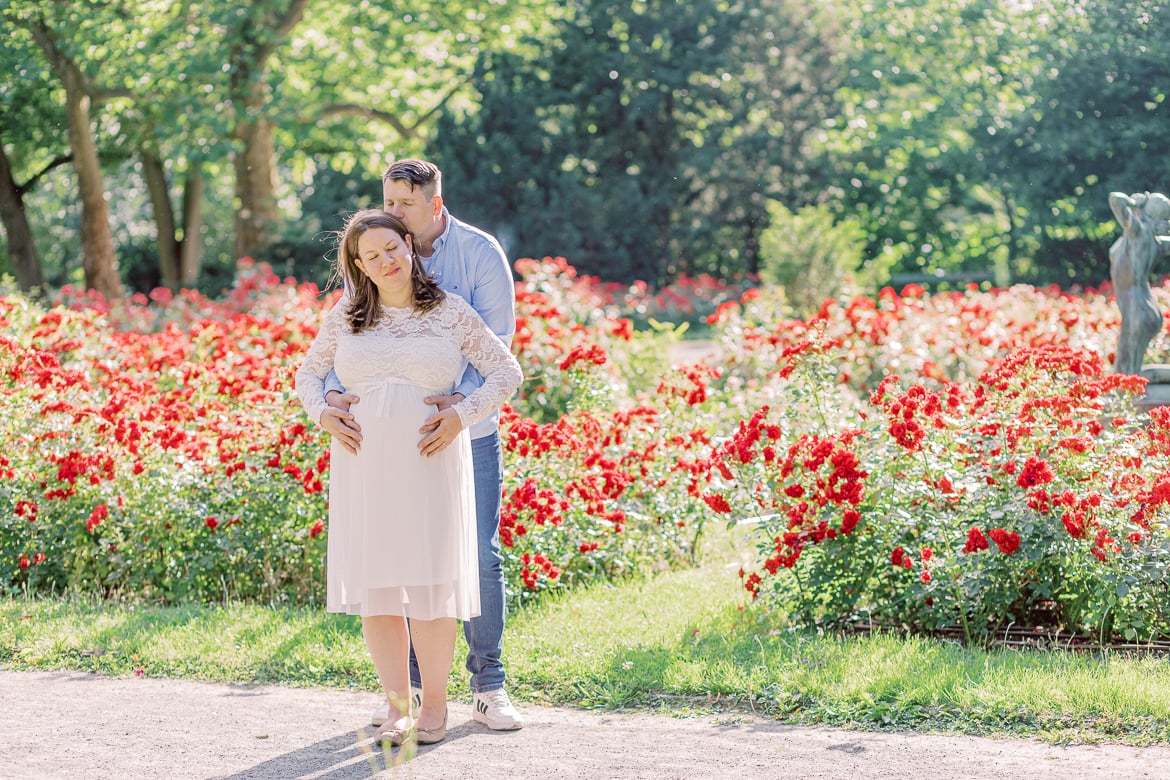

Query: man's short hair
left=383, top=158, right=442, bottom=199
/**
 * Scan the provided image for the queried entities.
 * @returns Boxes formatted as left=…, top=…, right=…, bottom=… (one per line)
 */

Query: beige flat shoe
left=374, top=717, right=416, bottom=747
left=416, top=708, right=448, bottom=745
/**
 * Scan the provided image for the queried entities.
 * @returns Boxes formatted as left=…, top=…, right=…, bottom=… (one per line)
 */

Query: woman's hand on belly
left=418, top=407, right=463, bottom=457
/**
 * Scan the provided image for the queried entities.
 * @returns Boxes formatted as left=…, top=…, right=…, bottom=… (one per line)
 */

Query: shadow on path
left=3, top=669, right=1168, bottom=780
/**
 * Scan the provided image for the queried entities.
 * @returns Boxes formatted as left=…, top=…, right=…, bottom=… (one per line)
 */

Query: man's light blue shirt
left=323, top=208, right=516, bottom=440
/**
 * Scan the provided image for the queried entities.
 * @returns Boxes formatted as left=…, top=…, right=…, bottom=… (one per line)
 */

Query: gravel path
left=3, top=669, right=1169, bottom=780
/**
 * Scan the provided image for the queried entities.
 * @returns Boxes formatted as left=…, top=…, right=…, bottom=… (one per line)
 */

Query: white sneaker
left=370, top=687, right=423, bottom=727
left=472, top=689, right=524, bottom=730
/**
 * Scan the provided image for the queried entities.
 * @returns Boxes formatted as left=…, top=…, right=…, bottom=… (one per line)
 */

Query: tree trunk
left=232, top=107, right=279, bottom=259
left=30, top=20, right=123, bottom=301
left=742, top=215, right=761, bottom=277
left=0, top=139, right=45, bottom=293
left=142, top=149, right=206, bottom=289
left=142, top=149, right=180, bottom=289
left=180, top=166, right=204, bottom=286
left=1002, top=191, right=1019, bottom=286
left=228, top=0, right=311, bottom=261
left=66, top=69, right=123, bottom=300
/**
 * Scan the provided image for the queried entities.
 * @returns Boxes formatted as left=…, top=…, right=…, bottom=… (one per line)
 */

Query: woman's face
left=354, top=227, right=414, bottom=303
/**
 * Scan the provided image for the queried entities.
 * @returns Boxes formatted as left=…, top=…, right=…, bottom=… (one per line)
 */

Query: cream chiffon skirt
left=325, top=379, right=480, bottom=620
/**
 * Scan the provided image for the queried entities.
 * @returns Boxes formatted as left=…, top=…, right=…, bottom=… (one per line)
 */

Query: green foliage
left=820, top=0, right=1170, bottom=287
left=8, top=0, right=1169, bottom=291
left=0, top=16, right=67, bottom=177
left=757, top=201, right=877, bottom=318
left=987, top=0, right=1170, bottom=285
left=820, top=0, right=1039, bottom=280
left=2, top=0, right=543, bottom=291
left=432, top=0, right=843, bottom=284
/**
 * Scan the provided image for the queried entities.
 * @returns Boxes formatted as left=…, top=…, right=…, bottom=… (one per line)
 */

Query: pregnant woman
left=296, top=209, right=522, bottom=747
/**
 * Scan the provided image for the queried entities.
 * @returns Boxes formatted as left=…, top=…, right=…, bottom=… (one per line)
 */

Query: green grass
left=4, top=556, right=1170, bottom=745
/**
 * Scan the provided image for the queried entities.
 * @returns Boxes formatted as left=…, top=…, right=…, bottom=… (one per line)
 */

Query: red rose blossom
left=988, top=527, right=1020, bottom=555
left=1016, top=457, right=1055, bottom=489
left=963, top=527, right=989, bottom=553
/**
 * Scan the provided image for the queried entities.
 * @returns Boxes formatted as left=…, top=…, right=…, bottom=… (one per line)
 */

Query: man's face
left=382, top=178, right=442, bottom=243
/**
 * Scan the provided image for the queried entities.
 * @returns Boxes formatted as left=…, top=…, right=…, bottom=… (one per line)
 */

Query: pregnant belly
left=350, top=379, right=440, bottom=432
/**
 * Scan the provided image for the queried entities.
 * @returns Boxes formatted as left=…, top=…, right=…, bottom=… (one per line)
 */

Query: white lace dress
left=296, top=294, right=522, bottom=620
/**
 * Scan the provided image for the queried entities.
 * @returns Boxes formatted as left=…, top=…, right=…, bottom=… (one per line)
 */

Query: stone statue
left=1109, top=191, right=1170, bottom=376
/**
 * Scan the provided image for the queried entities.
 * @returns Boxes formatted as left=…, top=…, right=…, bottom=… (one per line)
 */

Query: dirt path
left=3, top=670, right=1169, bottom=780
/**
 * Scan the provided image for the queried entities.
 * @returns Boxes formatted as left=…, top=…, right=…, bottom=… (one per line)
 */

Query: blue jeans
left=411, top=432, right=506, bottom=692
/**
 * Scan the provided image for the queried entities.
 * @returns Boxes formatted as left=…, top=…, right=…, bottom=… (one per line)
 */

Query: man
left=320, top=158, right=523, bottom=730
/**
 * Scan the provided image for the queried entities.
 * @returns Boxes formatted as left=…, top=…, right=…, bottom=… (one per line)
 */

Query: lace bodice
left=296, top=295, right=522, bottom=429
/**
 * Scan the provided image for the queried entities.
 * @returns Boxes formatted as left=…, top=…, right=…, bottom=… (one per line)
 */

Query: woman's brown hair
left=334, top=209, right=445, bottom=332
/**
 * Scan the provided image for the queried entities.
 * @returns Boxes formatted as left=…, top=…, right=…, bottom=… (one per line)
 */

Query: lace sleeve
left=448, top=297, right=523, bottom=429
left=295, top=302, right=348, bottom=426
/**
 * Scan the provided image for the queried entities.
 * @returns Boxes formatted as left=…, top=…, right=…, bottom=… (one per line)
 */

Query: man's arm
left=421, top=235, right=514, bottom=431
left=323, top=368, right=345, bottom=399
left=453, top=238, right=516, bottom=399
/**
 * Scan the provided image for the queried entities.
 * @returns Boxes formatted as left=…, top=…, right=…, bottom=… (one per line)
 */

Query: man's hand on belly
left=421, top=392, right=465, bottom=417
left=322, top=390, right=363, bottom=454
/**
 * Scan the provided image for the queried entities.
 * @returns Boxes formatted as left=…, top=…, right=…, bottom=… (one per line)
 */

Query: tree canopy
left=1, top=0, right=1168, bottom=294
left=432, top=0, right=841, bottom=285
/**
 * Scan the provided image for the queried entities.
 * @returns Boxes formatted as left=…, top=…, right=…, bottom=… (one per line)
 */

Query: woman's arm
left=295, top=304, right=346, bottom=426
left=450, top=297, right=523, bottom=430
left=415, top=297, right=522, bottom=458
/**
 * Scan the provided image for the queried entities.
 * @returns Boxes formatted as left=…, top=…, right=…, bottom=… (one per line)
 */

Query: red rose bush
left=702, top=295, right=1170, bottom=644
left=4, top=260, right=1170, bottom=644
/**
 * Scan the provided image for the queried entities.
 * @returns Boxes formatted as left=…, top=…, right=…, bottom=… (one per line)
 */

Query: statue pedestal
left=1137, top=365, right=1170, bottom=413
